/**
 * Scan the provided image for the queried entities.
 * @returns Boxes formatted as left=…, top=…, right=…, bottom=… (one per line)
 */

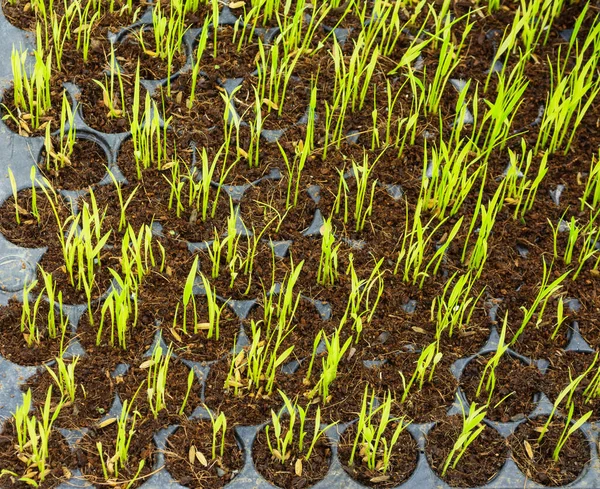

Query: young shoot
left=442, top=400, right=488, bottom=476
left=265, top=391, right=335, bottom=467
left=399, top=342, right=443, bottom=403
left=317, top=217, right=340, bottom=286
left=349, top=387, right=411, bottom=474
left=307, top=327, right=352, bottom=405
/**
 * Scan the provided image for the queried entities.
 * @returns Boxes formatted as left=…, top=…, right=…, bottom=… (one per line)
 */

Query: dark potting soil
left=426, top=415, right=508, bottom=487
left=252, top=419, right=332, bottom=488
left=508, top=416, right=591, bottom=486
left=337, top=422, right=418, bottom=488
left=459, top=353, right=543, bottom=422
left=165, top=419, right=244, bottom=488
left=77, top=417, right=158, bottom=489
left=23, top=355, right=117, bottom=429
left=0, top=421, right=76, bottom=489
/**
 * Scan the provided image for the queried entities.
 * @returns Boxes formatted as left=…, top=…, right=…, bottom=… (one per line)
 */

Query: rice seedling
left=577, top=360, right=600, bottom=410
left=131, top=90, right=174, bottom=174
left=432, top=271, right=484, bottom=341
left=551, top=296, right=569, bottom=340
left=96, top=268, right=139, bottom=349
left=2, top=388, right=64, bottom=486
left=142, top=343, right=174, bottom=418
left=424, top=15, right=473, bottom=114
left=475, top=313, right=510, bottom=405
left=536, top=32, right=600, bottom=155
left=265, top=391, right=334, bottom=466
left=120, top=223, right=165, bottom=283
left=254, top=37, right=303, bottom=119
left=478, top=61, right=529, bottom=156
left=20, top=269, right=68, bottom=348
left=462, top=179, right=507, bottom=278
left=178, top=368, right=196, bottom=416
left=261, top=259, right=303, bottom=338
left=549, top=209, right=600, bottom=279
left=43, top=92, right=76, bottom=172
left=137, top=1, right=187, bottom=91
left=106, top=170, right=139, bottom=233
left=96, top=397, right=145, bottom=482
left=317, top=217, right=340, bottom=287
left=340, top=255, right=384, bottom=341
left=206, top=408, right=228, bottom=460
left=45, top=356, right=78, bottom=404
left=421, top=138, right=484, bottom=219
left=348, top=387, right=411, bottom=474
left=538, top=355, right=597, bottom=443
left=503, top=139, right=548, bottom=220
left=93, top=45, right=127, bottom=120
left=307, top=327, right=352, bottom=404
left=224, top=319, right=294, bottom=397
left=6, top=42, right=52, bottom=131
left=399, top=341, right=443, bottom=403
left=510, top=259, right=570, bottom=345
left=551, top=403, right=592, bottom=462
left=187, top=18, right=210, bottom=109
left=442, top=400, right=488, bottom=476
left=7, top=167, right=21, bottom=225
left=580, top=150, right=600, bottom=212
left=394, top=199, right=463, bottom=286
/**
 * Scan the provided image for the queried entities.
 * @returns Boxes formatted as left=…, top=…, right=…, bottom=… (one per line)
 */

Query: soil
left=0, top=189, right=70, bottom=248
left=459, top=353, right=543, bottom=422
left=0, top=299, right=65, bottom=366
left=508, top=417, right=591, bottom=486
left=23, top=355, right=117, bottom=428
left=77, top=416, right=158, bottom=489
left=165, top=419, right=244, bottom=488
left=115, top=355, right=202, bottom=420
left=115, top=28, right=187, bottom=81
left=40, top=137, right=109, bottom=190
left=338, top=422, right=418, bottom=488
left=426, top=416, right=508, bottom=487
left=252, top=419, right=332, bottom=488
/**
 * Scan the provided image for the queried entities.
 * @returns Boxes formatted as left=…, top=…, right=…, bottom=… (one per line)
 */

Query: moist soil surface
left=252, top=420, right=332, bottom=488
left=0, top=421, right=77, bottom=489
left=426, top=416, right=508, bottom=487
left=338, top=422, right=418, bottom=488
left=165, top=420, right=244, bottom=488
left=0, top=0, right=598, bottom=487
left=508, top=417, right=591, bottom=486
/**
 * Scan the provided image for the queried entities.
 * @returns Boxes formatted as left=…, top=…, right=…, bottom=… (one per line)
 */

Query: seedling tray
left=1, top=1, right=600, bottom=489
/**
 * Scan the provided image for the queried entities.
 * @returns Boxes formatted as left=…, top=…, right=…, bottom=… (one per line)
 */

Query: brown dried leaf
left=170, top=327, right=182, bottom=343
left=295, top=458, right=303, bottom=477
